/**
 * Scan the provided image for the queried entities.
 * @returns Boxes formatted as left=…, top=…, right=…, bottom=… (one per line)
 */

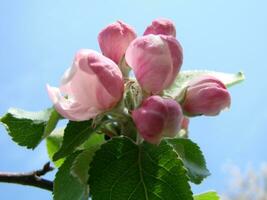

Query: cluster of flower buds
left=47, top=18, right=231, bottom=144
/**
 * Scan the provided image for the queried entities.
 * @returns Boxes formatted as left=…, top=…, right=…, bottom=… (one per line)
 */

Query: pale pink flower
left=47, top=49, right=124, bottom=121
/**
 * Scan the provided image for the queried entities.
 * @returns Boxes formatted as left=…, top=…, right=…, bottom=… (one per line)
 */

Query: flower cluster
left=47, top=18, right=231, bottom=144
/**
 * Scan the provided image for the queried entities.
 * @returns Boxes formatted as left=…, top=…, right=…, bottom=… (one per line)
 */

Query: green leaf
left=164, top=70, right=245, bottom=101
left=53, top=120, right=96, bottom=161
left=71, top=145, right=101, bottom=184
left=166, top=138, right=210, bottom=184
left=54, top=153, right=89, bottom=200
left=44, top=108, right=61, bottom=138
left=79, top=133, right=105, bottom=150
left=46, top=128, right=65, bottom=168
left=194, top=191, right=220, bottom=200
left=0, top=107, right=60, bottom=149
left=89, top=136, right=193, bottom=200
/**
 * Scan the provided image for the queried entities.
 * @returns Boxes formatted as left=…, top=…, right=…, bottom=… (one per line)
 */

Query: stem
left=0, top=162, right=54, bottom=192
left=136, top=133, right=142, bottom=145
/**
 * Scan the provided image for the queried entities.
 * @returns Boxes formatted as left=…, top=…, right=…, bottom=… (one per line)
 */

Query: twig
left=0, top=162, right=54, bottom=191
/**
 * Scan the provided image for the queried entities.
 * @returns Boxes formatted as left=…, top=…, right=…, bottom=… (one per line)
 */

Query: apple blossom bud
left=47, top=49, right=124, bottom=121
left=181, top=117, right=190, bottom=130
left=144, top=18, right=176, bottom=37
left=182, top=75, right=231, bottom=116
left=132, top=96, right=183, bottom=144
left=125, top=34, right=183, bottom=94
left=98, top=20, right=137, bottom=65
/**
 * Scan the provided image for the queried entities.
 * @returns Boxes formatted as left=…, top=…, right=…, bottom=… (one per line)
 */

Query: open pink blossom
left=125, top=34, right=183, bottom=94
left=182, top=75, right=231, bottom=116
left=47, top=49, right=124, bottom=121
left=132, top=96, right=183, bottom=144
left=144, top=18, right=176, bottom=37
left=98, top=20, right=137, bottom=65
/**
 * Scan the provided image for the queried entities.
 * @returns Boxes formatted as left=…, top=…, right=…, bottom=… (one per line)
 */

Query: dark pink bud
left=98, top=20, right=137, bottom=65
left=182, top=76, right=231, bottom=116
left=144, top=18, right=176, bottom=37
left=132, top=96, right=183, bottom=144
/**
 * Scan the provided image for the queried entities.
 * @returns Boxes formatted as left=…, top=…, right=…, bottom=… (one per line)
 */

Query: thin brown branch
left=0, top=162, right=54, bottom=191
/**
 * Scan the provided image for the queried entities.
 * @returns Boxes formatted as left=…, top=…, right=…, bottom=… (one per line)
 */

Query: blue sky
left=0, top=0, right=266, bottom=199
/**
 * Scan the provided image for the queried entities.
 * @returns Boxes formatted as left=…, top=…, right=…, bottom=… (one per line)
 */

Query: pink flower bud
left=182, top=75, right=231, bottom=116
left=125, top=34, right=183, bottom=94
left=47, top=49, right=124, bottom=121
left=181, top=117, right=190, bottom=130
left=144, top=18, right=176, bottom=37
left=98, top=20, right=137, bottom=64
left=132, top=96, right=183, bottom=144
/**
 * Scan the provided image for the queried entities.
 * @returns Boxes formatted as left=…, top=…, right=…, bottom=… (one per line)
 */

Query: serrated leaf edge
left=89, top=136, right=194, bottom=200
left=165, top=138, right=211, bottom=184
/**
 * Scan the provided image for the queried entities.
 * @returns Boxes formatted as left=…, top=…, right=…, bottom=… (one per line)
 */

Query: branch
left=0, top=162, right=54, bottom=191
